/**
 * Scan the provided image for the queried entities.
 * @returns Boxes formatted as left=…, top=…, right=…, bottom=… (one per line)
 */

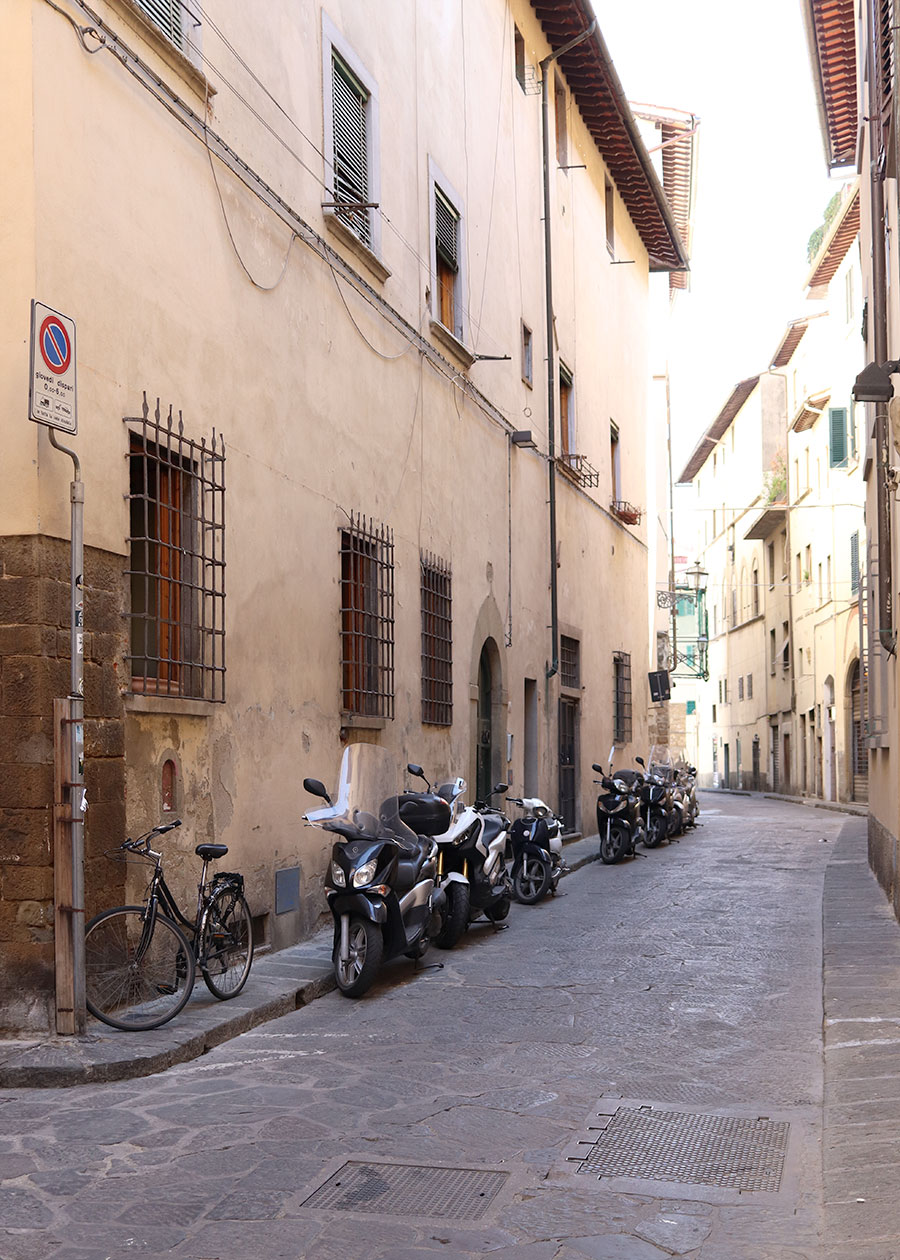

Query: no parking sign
left=29, top=301, right=77, bottom=434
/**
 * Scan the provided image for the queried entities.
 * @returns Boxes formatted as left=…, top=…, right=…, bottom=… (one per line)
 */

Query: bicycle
left=84, top=820, right=254, bottom=1031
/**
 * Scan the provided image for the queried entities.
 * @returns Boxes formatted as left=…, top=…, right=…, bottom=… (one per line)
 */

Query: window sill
left=429, top=319, right=475, bottom=369
left=107, top=0, right=215, bottom=101
left=125, top=693, right=218, bottom=718
left=324, top=213, right=391, bottom=284
left=340, top=712, right=386, bottom=730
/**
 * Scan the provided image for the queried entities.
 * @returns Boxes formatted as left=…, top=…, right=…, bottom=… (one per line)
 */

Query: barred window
left=421, top=553, right=452, bottom=726
left=612, top=651, right=632, bottom=743
left=127, top=399, right=225, bottom=702
left=341, top=515, right=394, bottom=718
left=560, top=635, right=580, bottom=689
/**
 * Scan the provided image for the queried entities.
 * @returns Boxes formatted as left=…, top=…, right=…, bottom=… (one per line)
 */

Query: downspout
left=867, top=0, right=896, bottom=655
left=540, top=18, right=596, bottom=679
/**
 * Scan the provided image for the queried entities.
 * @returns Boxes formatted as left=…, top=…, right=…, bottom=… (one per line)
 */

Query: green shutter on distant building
left=829, top=407, right=847, bottom=467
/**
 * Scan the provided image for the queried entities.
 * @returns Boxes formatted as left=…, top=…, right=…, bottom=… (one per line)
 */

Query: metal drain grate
left=576, top=1107, right=789, bottom=1192
left=300, top=1161, right=508, bottom=1218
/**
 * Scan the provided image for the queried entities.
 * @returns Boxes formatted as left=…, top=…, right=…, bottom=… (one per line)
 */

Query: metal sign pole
left=48, top=429, right=86, bottom=1034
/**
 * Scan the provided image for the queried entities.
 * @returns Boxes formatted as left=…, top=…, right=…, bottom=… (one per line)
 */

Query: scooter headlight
left=330, top=861, right=346, bottom=888
left=352, top=858, right=378, bottom=888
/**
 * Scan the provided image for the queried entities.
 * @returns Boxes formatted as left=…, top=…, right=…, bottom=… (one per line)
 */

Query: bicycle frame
left=139, top=851, right=220, bottom=961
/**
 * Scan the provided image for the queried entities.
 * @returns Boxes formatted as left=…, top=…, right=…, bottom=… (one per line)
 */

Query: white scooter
left=506, top=796, right=568, bottom=903
left=404, top=766, right=512, bottom=949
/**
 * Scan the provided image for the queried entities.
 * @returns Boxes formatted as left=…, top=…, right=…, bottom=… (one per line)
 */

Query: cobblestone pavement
left=0, top=794, right=896, bottom=1259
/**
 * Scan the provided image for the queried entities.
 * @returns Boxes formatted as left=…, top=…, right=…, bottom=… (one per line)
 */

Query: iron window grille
left=331, top=52, right=372, bottom=247
left=126, top=397, right=225, bottom=702
left=341, top=514, right=394, bottom=719
left=560, top=635, right=580, bottom=689
left=421, top=552, right=452, bottom=726
left=612, top=650, right=632, bottom=743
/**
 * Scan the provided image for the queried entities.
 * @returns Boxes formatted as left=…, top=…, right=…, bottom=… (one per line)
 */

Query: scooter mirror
left=302, top=777, right=331, bottom=804
left=635, top=756, right=645, bottom=767
left=591, top=763, right=603, bottom=772
left=492, top=783, right=509, bottom=795
left=407, top=763, right=426, bottom=780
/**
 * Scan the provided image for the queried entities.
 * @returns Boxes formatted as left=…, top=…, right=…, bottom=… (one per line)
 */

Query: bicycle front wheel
left=200, top=888, right=253, bottom=999
left=85, top=906, right=196, bottom=1031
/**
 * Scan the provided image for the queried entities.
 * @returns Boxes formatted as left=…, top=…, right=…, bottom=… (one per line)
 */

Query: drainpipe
left=866, top=0, right=896, bottom=656
left=540, top=18, right=596, bottom=679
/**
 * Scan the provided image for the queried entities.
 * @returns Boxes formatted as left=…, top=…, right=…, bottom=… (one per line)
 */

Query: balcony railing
left=556, top=452, right=599, bottom=488
left=610, top=500, right=643, bottom=525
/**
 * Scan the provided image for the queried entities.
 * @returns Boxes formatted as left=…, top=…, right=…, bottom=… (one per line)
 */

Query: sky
left=595, top=0, right=843, bottom=470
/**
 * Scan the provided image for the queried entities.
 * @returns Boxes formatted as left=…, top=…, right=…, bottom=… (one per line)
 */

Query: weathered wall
left=0, top=535, right=126, bottom=1033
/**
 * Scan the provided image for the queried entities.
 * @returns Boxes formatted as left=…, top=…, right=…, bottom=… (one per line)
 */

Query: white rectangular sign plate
left=29, top=300, right=77, bottom=434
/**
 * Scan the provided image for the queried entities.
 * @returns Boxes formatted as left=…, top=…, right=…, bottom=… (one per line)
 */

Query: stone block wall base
left=0, top=535, right=127, bottom=1035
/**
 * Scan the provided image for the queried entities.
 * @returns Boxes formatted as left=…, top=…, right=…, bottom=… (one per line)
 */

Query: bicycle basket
left=210, top=871, right=244, bottom=896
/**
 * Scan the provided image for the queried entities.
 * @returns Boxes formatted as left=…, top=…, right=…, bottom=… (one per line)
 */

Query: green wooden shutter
left=829, top=407, right=847, bottom=467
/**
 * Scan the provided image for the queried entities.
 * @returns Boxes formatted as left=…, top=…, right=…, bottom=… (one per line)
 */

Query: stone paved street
left=0, top=794, right=898, bottom=1259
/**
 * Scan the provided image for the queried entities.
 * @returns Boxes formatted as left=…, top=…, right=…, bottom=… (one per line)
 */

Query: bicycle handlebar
left=121, top=819, right=182, bottom=853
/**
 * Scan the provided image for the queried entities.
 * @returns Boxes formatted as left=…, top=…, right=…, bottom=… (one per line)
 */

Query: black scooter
left=304, top=745, right=450, bottom=998
left=593, top=750, right=644, bottom=864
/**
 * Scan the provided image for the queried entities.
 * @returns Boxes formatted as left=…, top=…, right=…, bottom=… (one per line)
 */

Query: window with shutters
left=429, top=162, right=468, bottom=349
left=323, top=19, right=382, bottom=262
left=829, top=407, right=848, bottom=468
left=421, top=553, right=452, bottom=726
left=340, top=515, right=394, bottom=719
left=612, top=651, right=632, bottom=743
left=127, top=399, right=225, bottom=702
left=132, top=0, right=200, bottom=56
left=605, top=177, right=615, bottom=256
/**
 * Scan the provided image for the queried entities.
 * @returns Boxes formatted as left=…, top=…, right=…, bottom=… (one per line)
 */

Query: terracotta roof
left=531, top=2, right=689, bottom=271
left=792, top=388, right=831, bottom=432
left=802, top=0, right=858, bottom=169
left=770, top=320, right=809, bottom=368
left=632, top=106, right=698, bottom=292
left=677, top=377, right=760, bottom=484
left=805, top=186, right=860, bottom=291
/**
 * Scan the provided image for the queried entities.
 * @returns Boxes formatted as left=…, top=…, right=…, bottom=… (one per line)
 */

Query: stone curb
left=0, top=840, right=601, bottom=1090
left=705, top=786, right=867, bottom=817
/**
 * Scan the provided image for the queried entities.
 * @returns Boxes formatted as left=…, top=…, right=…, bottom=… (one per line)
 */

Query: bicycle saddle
left=195, top=843, right=228, bottom=860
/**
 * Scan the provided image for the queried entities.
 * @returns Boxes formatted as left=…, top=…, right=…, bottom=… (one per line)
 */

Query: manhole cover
left=576, top=1107, right=789, bottom=1192
left=300, top=1161, right=508, bottom=1218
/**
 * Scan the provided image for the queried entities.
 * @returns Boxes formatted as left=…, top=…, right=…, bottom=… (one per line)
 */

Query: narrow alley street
left=0, top=795, right=897, bottom=1259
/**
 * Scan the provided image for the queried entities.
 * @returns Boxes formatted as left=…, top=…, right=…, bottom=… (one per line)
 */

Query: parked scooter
left=675, top=753, right=700, bottom=827
left=593, top=748, right=645, bottom=864
left=635, top=754, right=674, bottom=848
left=647, top=745, right=684, bottom=839
left=405, top=766, right=512, bottom=948
left=505, top=796, right=568, bottom=903
left=304, top=744, right=449, bottom=998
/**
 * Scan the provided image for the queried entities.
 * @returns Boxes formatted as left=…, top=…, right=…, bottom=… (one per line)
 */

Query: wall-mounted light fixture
left=852, top=359, right=900, bottom=403
left=511, top=430, right=537, bottom=448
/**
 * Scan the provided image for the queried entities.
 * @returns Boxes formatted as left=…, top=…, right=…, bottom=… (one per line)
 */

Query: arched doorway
left=476, top=643, right=494, bottom=803
left=849, top=659, right=868, bottom=802
left=823, top=676, right=836, bottom=801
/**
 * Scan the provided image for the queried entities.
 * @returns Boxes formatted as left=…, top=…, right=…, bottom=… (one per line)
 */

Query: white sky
left=595, top=0, right=843, bottom=469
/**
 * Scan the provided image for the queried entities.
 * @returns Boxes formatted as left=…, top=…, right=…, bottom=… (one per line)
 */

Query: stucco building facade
left=1, top=0, right=686, bottom=1031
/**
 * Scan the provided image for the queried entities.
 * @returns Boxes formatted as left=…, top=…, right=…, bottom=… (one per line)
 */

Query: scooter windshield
left=305, top=743, right=417, bottom=843
left=648, top=744, right=674, bottom=781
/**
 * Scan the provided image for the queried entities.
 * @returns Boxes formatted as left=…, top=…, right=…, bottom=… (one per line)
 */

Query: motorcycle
left=675, top=753, right=700, bottom=827
left=635, top=754, right=674, bottom=848
left=505, top=796, right=568, bottom=903
left=405, top=766, right=512, bottom=948
left=593, top=748, right=644, bottom=864
left=303, top=744, right=449, bottom=998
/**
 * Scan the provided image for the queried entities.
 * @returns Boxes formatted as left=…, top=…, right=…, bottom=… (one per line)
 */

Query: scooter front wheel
left=644, top=812, right=666, bottom=848
left=513, top=856, right=551, bottom=904
left=600, top=823, right=630, bottom=864
left=333, top=916, right=383, bottom=997
left=433, top=881, right=470, bottom=948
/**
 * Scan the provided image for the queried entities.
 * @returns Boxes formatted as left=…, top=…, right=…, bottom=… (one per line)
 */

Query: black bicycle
left=84, top=820, right=253, bottom=1031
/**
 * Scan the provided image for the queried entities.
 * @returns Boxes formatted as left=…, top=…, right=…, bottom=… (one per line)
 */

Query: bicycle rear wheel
left=200, top=888, right=254, bottom=999
left=85, top=906, right=196, bottom=1031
